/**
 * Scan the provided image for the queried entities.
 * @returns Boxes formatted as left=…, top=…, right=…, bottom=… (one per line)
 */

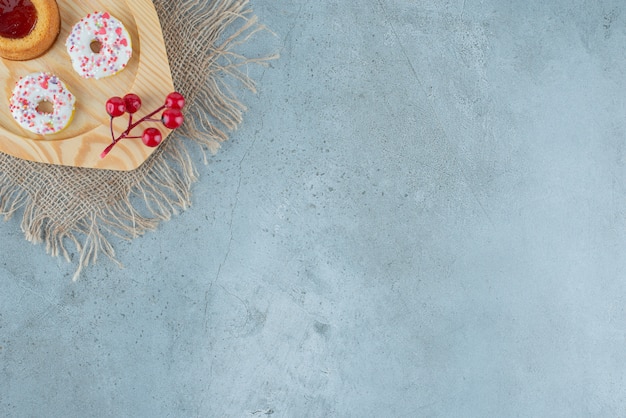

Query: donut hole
left=36, top=100, right=54, bottom=114
left=90, top=40, right=103, bottom=53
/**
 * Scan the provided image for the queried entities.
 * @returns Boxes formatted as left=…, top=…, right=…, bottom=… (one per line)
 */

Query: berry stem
left=126, top=105, right=165, bottom=133
left=101, top=105, right=165, bottom=158
left=100, top=141, right=117, bottom=159
left=109, top=116, right=115, bottom=142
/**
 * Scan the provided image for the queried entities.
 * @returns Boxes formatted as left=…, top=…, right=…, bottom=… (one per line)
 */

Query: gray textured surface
left=2, top=0, right=626, bottom=416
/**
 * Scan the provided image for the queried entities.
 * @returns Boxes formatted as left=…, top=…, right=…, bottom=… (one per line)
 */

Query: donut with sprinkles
left=66, top=11, right=132, bottom=80
left=9, top=72, right=76, bottom=135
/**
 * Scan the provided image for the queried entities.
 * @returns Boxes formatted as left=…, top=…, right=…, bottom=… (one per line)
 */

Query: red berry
left=142, top=127, right=162, bottom=147
left=123, top=93, right=142, bottom=114
left=162, top=108, right=184, bottom=129
left=165, top=92, right=185, bottom=110
left=106, top=97, right=126, bottom=117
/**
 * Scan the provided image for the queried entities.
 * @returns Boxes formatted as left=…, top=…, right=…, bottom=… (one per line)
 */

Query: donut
left=66, top=11, right=132, bottom=80
left=9, top=72, right=75, bottom=135
left=0, top=0, right=61, bottom=61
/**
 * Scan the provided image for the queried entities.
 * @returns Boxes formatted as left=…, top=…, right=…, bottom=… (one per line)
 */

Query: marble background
left=2, top=0, right=626, bottom=416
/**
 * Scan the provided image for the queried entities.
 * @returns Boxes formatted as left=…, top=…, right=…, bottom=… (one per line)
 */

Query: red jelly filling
left=0, top=0, right=38, bottom=39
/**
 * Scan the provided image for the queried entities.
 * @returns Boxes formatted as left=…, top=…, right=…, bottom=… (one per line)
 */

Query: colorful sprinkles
left=66, top=11, right=132, bottom=80
left=9, top=72, right=76, bottom=135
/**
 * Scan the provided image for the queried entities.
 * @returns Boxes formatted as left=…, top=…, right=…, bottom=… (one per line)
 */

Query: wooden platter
left=0, top=0, right=175, bottom=171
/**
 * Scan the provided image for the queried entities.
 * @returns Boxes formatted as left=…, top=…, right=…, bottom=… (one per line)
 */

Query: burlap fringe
left=0, top=0, right=277, bottom=280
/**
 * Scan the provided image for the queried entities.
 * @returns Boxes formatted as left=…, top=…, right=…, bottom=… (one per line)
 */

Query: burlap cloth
left=0, top=0, right=275, bottom=280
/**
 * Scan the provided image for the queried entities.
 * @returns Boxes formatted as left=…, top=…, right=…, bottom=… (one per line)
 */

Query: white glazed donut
left=9, top=72, right=76, bottom=135
left=65, top=11, right=133, bottom=80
